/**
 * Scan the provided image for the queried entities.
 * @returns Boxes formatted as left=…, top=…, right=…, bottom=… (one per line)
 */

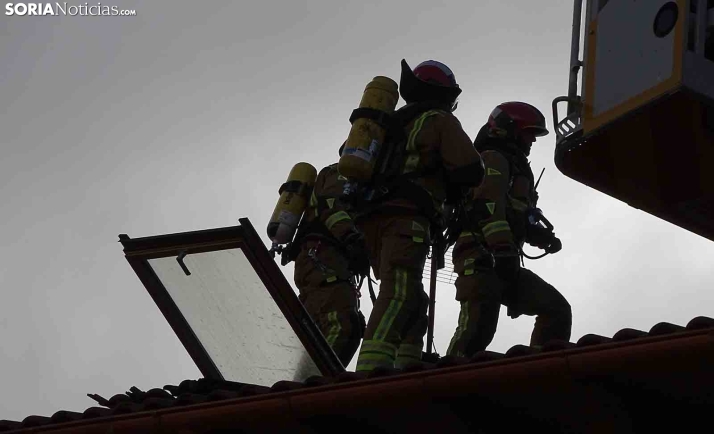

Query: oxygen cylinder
left=267, top=162, right=317, bottom=245
left=338, top=76, right=399, bottom=183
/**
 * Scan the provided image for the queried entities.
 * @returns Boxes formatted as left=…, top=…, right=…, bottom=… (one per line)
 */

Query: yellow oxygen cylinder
left=267, top=162, right=317, bottom=245
left=338, top=76, right=399, bottom=183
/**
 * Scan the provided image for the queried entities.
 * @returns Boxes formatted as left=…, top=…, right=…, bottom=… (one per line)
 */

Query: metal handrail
left=552, top=0, right=585, bottom=146
left=553, top=96, right=583, bottom=145
left=567, top=0, right=584, bottom=114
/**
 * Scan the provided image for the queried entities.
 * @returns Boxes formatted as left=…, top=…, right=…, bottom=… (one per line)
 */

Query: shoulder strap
left=279, top=180, right=313, bottom=198
left=379, top=103, right=448, bottom=184
left=351, top=102, right=452, bottom=223
left=400, top=109, right=446, bottom=178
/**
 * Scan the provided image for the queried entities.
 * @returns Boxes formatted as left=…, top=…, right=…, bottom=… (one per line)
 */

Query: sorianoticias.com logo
left=5, top=2, right=137, bottom=16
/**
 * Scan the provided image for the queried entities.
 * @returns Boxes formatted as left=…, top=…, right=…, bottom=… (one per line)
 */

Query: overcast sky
left=1, top=0, right=713, bottom=421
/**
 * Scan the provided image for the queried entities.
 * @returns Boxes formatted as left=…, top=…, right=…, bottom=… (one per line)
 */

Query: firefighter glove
left=545, top=236, right=562, bottom=254
left=526, top=224, right=553, bottom=249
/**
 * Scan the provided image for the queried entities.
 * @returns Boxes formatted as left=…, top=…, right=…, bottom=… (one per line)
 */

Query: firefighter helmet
left=487, top=102, right=549, bottom=140
left=413, top=60, right=458, bottom=88
left=399, top=59, right=462, bottom=111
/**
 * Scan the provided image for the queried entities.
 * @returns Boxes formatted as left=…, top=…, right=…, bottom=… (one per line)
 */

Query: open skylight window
left=118, top=218, right=344, bottom=387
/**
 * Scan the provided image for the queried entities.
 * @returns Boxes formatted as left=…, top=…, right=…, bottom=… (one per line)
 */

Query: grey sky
left=1, top=0, right=713, bottom=421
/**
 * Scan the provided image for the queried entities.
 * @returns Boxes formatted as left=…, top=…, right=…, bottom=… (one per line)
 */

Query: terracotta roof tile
left=687, top=316, right=714, bottom=330
left=469, top=350, right=505, bottom=363
left=173, top=393, right=207, bottom=406
left=236, top=384, right=271, bottom=397
left=270, top=380, right=307, bottom=392
left=612, top=327, right=649, bottom=341
left=81, top=407, right=112, bottom=419
left=49, top=411, right=83, bottom=424
left=303, top=375, right=335, bottom=388
left=434, top=355, right=470, bottom=368
left=541, top=339, right=577, bottom=352
left=366, top=366, right=403, bottom=379
left=141, top=397, right=175, bottom=410
left=505, top=344, right=541, bottom=357
left=19, top=416, right=50, bottom=428
left=205, top=389, right=240, bottom=401
left=576, top=333, right=612, bottom=346
left=649, top=321, right=687, bottom=336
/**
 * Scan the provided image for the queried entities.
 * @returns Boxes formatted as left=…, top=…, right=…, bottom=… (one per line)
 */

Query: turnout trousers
left=355, top=212, right=430, bottom=372
left=294, top=239, right=365, bottom=367
left=446, top=237, right=572, bottom=358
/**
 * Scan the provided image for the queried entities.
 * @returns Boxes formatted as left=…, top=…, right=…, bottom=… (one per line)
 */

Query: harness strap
left=349, top=108, right=398, bottom=131
left=279, top=180, right=312, bottom=198
left=367, top=277, right=377, bottom=304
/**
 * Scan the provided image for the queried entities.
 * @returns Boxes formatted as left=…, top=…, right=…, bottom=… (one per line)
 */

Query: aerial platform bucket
left=553, top=0, right=714, bottom=241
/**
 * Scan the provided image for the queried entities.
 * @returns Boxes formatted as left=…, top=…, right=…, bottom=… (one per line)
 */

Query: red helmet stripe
left=414, top=60, right=457, bottom=87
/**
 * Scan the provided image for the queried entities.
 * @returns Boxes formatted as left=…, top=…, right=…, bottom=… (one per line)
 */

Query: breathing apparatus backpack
left=268, top=162, right=375, bottom=300
left=338, top=76, right=451, bottom=216
left=338, top=76, right=400, bottom=191
left=266, top=162, right=317, bottom=258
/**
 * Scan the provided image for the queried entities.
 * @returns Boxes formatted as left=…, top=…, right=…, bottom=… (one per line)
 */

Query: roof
left=2, top=315, right=713, bottom=433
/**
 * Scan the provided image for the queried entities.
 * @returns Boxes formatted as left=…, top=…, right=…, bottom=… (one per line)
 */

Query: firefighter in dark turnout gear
left=353, top=59, right=485, bottom=372
left=291, top=160, right=369, bottom=367
left=446, top=102, right=572, bottom=358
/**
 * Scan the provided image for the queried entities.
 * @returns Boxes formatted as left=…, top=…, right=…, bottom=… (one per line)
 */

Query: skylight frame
left=117, top=218, right=345, bottom=381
